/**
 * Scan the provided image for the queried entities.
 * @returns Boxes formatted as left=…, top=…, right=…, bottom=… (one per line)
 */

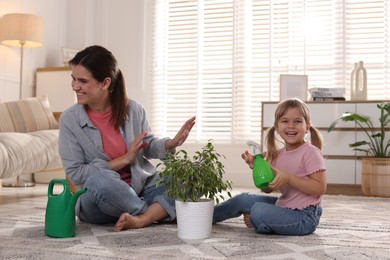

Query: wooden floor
left=0, top=183, right=49, bottom=214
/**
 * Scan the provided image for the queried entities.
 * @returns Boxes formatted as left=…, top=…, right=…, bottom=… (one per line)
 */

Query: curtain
left=149, top=0, right=390, bottom=143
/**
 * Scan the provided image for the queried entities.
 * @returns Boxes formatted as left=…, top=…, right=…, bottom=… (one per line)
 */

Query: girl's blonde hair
left=264, top=98, right=323, bottom=162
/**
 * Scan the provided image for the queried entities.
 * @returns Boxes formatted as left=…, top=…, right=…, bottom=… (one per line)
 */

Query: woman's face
left=71, top=64, right=111, bottom=111
left=275, top=107, right=309, bottom=151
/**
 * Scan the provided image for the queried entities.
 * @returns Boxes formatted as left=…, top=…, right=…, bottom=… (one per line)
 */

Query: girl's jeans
left=213, top=192, right=322, bottom=236
left=76, top=170, right=176, bottom=224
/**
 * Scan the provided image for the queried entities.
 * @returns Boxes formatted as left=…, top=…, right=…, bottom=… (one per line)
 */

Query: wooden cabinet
left=36, top=67, right=75, bottom=112
left=261, top=101, right=383, bottom=186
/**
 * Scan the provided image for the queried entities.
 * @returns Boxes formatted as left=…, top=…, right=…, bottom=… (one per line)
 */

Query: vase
left=350, top=63, right=358, bottom=100
left=353, top=61, right=367, bottom=100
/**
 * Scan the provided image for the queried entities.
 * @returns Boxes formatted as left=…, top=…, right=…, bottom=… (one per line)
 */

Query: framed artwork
left=61, top=47, right=79, bottom=66
left=279, top=74, right=308, bottom=101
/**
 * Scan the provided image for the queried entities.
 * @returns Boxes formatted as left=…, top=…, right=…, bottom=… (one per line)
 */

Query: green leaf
left=328, top=102, right=390, bottom=158
left=156, top=140, right=232, bottom=203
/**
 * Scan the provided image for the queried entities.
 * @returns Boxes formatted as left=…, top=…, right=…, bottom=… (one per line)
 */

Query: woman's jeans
left=213, top=192, right=322, bottom=236
left=76, top=170, right=176, bottom=224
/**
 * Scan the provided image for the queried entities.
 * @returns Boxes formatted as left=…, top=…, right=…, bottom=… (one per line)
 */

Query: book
left=310, top=91, right=345, bottom=98
left=308, top=87, right=345, bottom=94
left=312, top=97, right=346, bottom=101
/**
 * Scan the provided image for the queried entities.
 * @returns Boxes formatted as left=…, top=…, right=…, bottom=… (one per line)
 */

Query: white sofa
left=0, top=95, right=64, bottom=183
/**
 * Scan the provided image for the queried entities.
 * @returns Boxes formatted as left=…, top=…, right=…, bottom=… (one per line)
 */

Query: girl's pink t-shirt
left=271, top=142, right=326, bottom=210
left=87, top=108, right=132, bottom=185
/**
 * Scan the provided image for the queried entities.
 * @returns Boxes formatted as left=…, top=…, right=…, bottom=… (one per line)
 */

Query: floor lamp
left=0, top=13, right=44, bottom=187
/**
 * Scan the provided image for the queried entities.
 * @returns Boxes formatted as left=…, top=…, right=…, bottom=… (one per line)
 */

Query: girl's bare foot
left=243, top=214, right=252, bottom=228
left=114, top=213, right=142, bottom=231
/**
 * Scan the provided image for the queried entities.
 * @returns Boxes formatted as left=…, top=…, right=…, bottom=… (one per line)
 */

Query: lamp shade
left=0, top=13, right=43, bottom=48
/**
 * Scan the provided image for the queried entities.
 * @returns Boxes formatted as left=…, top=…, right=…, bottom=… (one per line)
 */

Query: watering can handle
left=48, top=178, right=69, bottom=196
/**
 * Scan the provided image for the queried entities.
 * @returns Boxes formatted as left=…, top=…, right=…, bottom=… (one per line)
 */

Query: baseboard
left=325, top=184, right=364, bottom=196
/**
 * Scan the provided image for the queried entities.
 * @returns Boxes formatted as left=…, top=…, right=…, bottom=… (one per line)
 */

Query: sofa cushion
left=0, top=103, right=14, bottom=132
left=0, top=95, right=58, bottom=133
left=0, top=129, right=63, bottom=179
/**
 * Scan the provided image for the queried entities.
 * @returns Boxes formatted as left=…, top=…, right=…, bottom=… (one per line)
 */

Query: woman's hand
left=109, top=132, right=149, bottom=171
left=241, top=150, right=255, bottom=169
left=125, top=132, right=149, bottom=164
left=165, top=116, right=196, bottom=152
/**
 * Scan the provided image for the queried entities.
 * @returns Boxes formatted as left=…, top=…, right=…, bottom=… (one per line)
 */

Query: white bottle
left=354, top=61, right=367, bottom=100
left=350, top=63, right=358, bottom=100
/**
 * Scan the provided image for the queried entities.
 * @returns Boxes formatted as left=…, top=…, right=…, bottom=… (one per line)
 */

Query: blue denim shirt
left=58, top=99, right=170, bottom=195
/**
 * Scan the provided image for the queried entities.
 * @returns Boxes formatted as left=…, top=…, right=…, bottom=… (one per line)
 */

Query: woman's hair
left=69, top=45, right=128, bottom=130
left=264, top=98, right=323, bottom=162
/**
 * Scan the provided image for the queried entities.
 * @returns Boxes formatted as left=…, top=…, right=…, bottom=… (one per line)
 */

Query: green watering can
left=45, top=178, right=87, bottom=238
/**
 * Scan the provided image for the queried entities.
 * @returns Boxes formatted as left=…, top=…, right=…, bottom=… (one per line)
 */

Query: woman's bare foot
left=243, top=214, right=252, bottom=228
left=114, top=203, right=169, bottom=232
left=114, top=213, right=143, bottom=231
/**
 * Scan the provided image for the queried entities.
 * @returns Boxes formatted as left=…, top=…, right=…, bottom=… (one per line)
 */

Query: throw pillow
left=0, top=102, right=15, bottom=132
left=0, top=95, right=58, bottom=133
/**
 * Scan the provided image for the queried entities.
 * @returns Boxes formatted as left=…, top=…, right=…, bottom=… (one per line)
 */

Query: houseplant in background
left=328, top=102, right=390, bottom=197
left=157, top=140, right=232, bottom=239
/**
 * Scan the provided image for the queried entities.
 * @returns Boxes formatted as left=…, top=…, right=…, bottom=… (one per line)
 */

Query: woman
left=58, top=45, right=196, bottom=231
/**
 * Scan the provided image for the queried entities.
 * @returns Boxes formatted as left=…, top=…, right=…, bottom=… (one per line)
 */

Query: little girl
left=213, top=98, right=327, bottom=236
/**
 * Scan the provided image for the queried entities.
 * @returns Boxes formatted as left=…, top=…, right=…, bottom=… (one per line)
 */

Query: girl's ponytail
left=309, top=126, right=323, bottom=150
left=264, top=126, right=279, bottom=162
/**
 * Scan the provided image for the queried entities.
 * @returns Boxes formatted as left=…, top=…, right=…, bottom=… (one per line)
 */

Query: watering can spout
left=70, top=188, right=87, bottom=208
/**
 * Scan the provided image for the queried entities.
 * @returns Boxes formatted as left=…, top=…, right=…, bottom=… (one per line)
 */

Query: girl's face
left=71, top=64, right=111, bottom=112
left=275, top=107, right=309, bottom=151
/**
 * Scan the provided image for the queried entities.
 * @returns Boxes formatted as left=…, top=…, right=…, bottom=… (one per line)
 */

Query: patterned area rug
left=0, top=194, right=389, bottom=259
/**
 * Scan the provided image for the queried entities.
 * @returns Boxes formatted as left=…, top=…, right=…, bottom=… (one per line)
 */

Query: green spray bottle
left=246, top=140, right=274, bottom=189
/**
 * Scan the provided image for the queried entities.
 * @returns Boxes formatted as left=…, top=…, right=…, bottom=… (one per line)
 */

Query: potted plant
left=328, top=102, right=390, bottom=197
left=157, top=140, right=232, bottom=239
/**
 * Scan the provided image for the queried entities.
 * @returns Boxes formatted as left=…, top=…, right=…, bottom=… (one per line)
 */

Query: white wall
left=0, top=0, right=146, bottom=103
left=0, top=0, right=254, bottom=189
left=0, top=0, right=69, bottom=100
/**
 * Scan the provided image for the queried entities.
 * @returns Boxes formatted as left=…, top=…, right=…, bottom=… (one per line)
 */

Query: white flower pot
left=175, top=199, right=214, bottom=240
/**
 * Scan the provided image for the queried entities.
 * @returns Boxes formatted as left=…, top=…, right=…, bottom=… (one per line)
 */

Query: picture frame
left=279, top=74, right=308, bottom=101
left=61, top=47, right=79, bottom=66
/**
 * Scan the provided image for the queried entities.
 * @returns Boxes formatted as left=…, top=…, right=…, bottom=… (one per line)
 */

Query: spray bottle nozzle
left=246, top=140, right=261, bottom=156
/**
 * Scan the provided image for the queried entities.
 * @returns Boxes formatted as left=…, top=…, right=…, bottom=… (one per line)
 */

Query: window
left=150, top=0, right=390, bottom=144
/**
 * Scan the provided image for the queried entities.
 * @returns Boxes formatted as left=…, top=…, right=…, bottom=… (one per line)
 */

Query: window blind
left=150, top=0, right=390, bottom=144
